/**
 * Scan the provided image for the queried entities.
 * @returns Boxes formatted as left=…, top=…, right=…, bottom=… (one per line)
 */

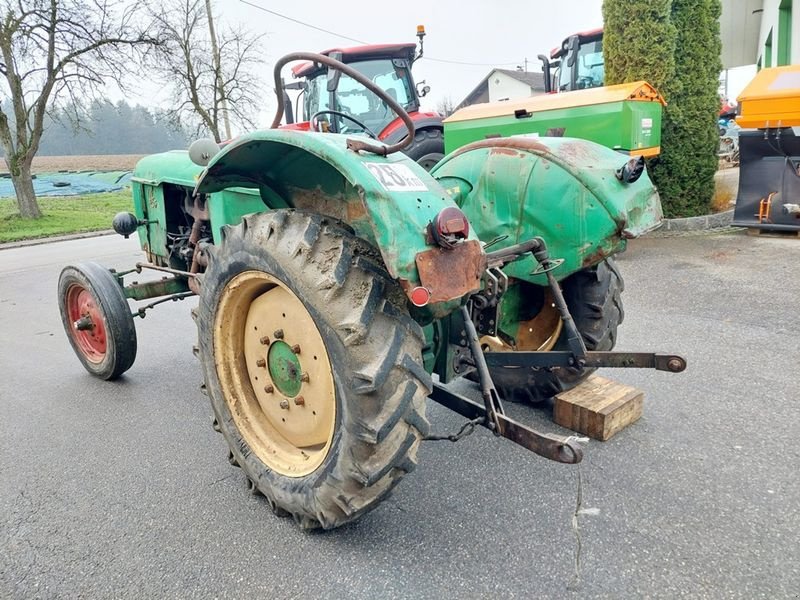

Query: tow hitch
left=427, top=236, right=687, bottom=464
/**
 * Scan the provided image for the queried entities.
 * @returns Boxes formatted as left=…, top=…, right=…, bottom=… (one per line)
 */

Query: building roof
left=456, top=69, right=546, bottom=109
left=493, top=69, right=545, bottom=88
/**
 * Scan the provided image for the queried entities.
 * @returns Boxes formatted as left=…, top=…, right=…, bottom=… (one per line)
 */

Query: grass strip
left=0, top=191, right=132, bottom=243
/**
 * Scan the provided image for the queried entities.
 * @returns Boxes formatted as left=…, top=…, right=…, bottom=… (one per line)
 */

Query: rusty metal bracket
left=428, top=383, right=583, bottom=464
left=483, top=351, right=687, bottom=373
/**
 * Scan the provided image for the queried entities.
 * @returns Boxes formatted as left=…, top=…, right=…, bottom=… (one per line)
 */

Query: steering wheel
left=310, top=110, right=378, bottom=140
left=271, top=52, right=416, bottom=157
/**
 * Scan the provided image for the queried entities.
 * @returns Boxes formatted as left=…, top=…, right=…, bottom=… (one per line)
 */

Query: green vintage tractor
left=58, top=53, right=685, bottom=530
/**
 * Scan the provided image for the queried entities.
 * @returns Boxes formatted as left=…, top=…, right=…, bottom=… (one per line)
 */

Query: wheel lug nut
left=256, top=358, right=266, bottom=368
left=294, top=396, right=305, bottom=406
left=259, top=336, right=270, bottom=345
left=264, top=384, right=274, bottom=393
left=279, top=400, right=289, bottom=409
left=291, top=344, right=301, bottom=354
left=274, top=329, right=284, bottom=339
left=300, top=372, right=310, bottom=383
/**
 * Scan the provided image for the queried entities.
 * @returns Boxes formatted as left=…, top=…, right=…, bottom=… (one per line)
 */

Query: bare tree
left=0, top=0, right=156, bottom=219
left=436, top=96, right=456, bottom=118
left=149, top=0, right=264, bottom=142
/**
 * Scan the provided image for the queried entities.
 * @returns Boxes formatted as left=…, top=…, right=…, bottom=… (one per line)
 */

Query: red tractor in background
left=539, top=28, right=605, bottom=93
left=281, top=27, right=445, bottom=170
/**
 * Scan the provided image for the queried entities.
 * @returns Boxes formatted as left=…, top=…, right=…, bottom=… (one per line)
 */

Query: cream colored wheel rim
left=214, top=271, right=336, bottom=477
left=481, top=291, right=563, bottom=352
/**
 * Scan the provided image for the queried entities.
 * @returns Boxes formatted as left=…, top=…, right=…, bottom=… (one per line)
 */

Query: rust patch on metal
left=490, top=147, right=520, bottom=156
left=345, top=197, right=368, bottom=221
left=414, top=239, right=485, bottom=304
left=449, top=137, right=550, bottom=160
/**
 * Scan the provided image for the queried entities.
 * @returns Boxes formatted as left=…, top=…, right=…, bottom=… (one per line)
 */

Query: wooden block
left=553, top=374, right=643, bottom=441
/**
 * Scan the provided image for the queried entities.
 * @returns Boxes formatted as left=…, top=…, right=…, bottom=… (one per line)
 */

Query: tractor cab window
left=304, top=58, right=415, bottom=136
left=576, top=40, right=604, bottom=89
left=558, top=39, right=605, bottom=91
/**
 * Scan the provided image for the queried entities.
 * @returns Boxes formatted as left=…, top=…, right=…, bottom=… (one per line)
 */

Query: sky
left=127, top=0, right=757, bottom=132
left=223, top=0, right=604, bottom=116
left=139, top=0, right=606, bottom=128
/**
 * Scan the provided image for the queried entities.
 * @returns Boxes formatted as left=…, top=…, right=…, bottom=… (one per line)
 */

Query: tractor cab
left=281, top=29, right=446, bottom=169
left=289, top=43, right=421, bottom=135
left=540, top=28, right=605, bottom=93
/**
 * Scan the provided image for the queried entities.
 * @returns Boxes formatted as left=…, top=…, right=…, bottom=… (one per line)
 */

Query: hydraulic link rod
left=532, top=246, right=588, bottom=361
left=428, top=383, right=583, bottom=464
left=483, top=351, right=687, bottom=372
left=459, top=304, right=505, bottom=433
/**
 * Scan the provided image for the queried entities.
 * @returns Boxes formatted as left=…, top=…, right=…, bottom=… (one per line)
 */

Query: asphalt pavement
left=1, top=231, right=798, bottom=599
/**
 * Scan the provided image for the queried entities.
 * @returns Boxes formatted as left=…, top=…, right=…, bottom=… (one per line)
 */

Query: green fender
left=431, top=136, right=663, bottom=284
left=193, top=129, right=483, bottom=305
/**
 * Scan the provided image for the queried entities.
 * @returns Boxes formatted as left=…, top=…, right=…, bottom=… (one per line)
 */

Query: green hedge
left=603, top=0, right=722, bottom=217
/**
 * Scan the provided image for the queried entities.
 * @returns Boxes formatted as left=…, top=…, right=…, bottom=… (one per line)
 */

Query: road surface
left=1, top=232, right=798, bottom=598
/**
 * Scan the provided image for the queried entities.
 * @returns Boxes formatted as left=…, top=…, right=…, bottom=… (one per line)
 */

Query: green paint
left=765, top=29, right=773, bottom=69
left=129, top=128, right=664, bottom=384
left=432, top=136, right=662, bottom=285
left=193, top=130, right=475, bottom=296
left=444, top=100, right=662, bottom=155
left=779, top=0, right=793, bottom=67
left=123, top=277, right=190, bottom=301
left=268, top=340, right=303, bottom=397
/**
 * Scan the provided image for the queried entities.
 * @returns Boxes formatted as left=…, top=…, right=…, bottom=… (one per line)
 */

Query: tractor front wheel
left=58, top=262, right=137, bottom=380
left=403, top=128, right=444, bottom=171
left=197, top=210, right=431, bottom=529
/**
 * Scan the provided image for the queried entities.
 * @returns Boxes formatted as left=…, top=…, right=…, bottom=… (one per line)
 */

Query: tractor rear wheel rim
left=214, top=271, right=336, bottom=478
left=65, top=284, right=107, bottom=362
left=481, top=291, right=563, bottom=353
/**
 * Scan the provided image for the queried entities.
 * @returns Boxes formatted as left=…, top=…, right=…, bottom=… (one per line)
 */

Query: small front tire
left=58, top=262, right=137, bottom=380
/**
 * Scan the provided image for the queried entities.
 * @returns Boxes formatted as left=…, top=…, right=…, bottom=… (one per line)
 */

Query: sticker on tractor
left=641, top=118, right=653, bottom=129
left=365, top=163, right=427, bottom=192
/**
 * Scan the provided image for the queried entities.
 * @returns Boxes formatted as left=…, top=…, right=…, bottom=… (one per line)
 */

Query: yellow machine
left=733, top=65, right=800, bottom=230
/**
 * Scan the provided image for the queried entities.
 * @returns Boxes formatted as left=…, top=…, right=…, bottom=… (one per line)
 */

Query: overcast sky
left=128, top=0, right=755, bottom=131
left=138, top=0, right=605, bottom=128
left=226, top=0, right=602, bottom=114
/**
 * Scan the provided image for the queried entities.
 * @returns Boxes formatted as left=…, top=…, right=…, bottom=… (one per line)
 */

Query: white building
left=456, top=69, right=545, bottom=110
left=721, top=0, right=798, bottom=68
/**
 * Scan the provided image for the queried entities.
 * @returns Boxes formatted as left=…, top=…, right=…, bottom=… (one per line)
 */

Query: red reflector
left=409, top=286, right=431, bottom=307
left=436, top=207, right=469, bottom=237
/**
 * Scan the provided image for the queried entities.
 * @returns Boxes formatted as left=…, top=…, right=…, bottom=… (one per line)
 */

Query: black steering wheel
left=310, top=110, right=378, bottom=140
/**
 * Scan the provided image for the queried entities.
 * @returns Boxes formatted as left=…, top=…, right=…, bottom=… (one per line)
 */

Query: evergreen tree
left=649, top=0, right=723, bottom=217
left=602, top=0, right=676, bottom=93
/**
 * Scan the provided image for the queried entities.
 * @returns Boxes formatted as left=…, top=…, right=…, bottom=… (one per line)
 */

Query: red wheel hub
left=66, top=284, right=107, bottom=362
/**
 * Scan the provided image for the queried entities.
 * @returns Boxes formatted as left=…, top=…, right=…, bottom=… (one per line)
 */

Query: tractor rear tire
left=490, top=259, right=624, bottom=403
left=58, top=262, right=137, bottom=380
left=402, top=128, right=444, bottom=171
left=196, top=210, right=431, bottom=530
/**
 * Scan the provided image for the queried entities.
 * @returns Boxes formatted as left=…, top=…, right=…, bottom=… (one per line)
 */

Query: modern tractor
left=539, top=27, right=605, bottom=94
left=444, top=26, right=662, bottom=159
left=58, top=51, right=685, bottom=530
left=280, top=26, right=444, bottom=170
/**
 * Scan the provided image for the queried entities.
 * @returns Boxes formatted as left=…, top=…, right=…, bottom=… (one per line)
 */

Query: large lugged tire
left=58, top=262, right=137, bottom=380
left=197, top=210, right=431, bottom=530
left=402, top=128, right=444, bottom=171
left=490, top=259, right=624, bottom=403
